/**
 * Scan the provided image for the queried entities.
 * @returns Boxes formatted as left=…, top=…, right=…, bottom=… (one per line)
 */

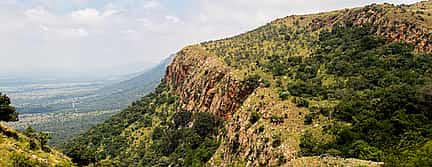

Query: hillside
left=0, top=123, right=73, bottom=166
left=64, top=1, right=432, bottom=166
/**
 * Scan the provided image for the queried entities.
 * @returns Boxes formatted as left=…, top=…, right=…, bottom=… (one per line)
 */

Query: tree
left=173, top=111, right=192, bottom=128
left=24, top=126, right=36, bottom=137
left=402, top=140, right=432, bottom=166
left=193, top=112, right=219, bottom=137
left=37, top=132, right=51, bottom=152
left=0, top=93, right=18, bottom=122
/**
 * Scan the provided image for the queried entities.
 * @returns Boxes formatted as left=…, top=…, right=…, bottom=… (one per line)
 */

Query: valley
left=0, top=80, right=105, bottom=114
left=8, top=110, right=119, bottom=146
left=0, top=79, right=122, bottom=146
left=1, top=55, right=172, bottom=147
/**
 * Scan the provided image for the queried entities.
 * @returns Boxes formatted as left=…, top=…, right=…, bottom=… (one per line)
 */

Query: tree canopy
left=0, top=93, right=18, bottom=122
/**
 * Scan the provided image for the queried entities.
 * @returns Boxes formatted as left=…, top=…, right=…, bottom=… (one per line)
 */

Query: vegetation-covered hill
left=0, top=123, right=73, bottom=166
left=64, top=84, right=224, bottom=166
left=1, top=92, right=73, bottom=166
left=64, top=1, right=432, bottom=166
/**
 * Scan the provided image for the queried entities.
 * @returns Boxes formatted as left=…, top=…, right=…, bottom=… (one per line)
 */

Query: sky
left=0, top=0, right=422, bottom=78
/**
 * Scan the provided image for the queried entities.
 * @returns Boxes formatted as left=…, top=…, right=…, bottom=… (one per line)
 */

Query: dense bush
left=292, top=97, right=309, bottom=108
left=193, top=112, right=221, bottom=137
left=173, top=111, right=192, bottom=128
left=11, top=153, right=47, bottom=167
left=249, top=111, right=260, bottom=124
left=296, top=25, right=432, bottom=165
left=204, top=19, right=432, bottom=165
left=64, top=84, right=224, bottom=167
left=0, top=93, right=18, bottom=122
left=243, top=74, right=261, bottom=90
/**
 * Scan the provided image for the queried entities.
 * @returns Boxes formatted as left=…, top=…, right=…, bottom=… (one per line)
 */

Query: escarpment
left=164, top=45, right=259, bottom=119
left=323, top=4, right=432, bottom=53
left=164, top=2, right=432, bottom=166
left=278, top=2, right=432, bottom=53
left=65, top=1, right=432, bottom=166
left=163, top=46, right=301, bottom=166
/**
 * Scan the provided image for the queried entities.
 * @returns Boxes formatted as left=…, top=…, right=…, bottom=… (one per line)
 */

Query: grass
left=0, top=123, right=73, bottom=167
left=290, top=157, right=384, bottom=167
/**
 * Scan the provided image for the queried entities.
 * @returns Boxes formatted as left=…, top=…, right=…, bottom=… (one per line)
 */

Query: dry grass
left=289, top=156, right=384, bottom=167
left=0, top=123, right=73, bottom=167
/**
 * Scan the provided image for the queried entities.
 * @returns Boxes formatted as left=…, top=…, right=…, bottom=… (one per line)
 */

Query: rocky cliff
left=276, top=1, right=432, bottom=53
left=165, top=46, right=260, bottom=119
left=164, top=46, right=300, bottom=166
left=64, top=1, right=432, bottom=166
left=160, top=2, right=432, bottom=166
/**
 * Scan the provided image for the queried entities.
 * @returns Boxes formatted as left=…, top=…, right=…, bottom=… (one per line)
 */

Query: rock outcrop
left=278, top=2, right=432, bottom=53
left=164, top=45, right=257, bottom=119
left=64, top=1, right=432, bottom=166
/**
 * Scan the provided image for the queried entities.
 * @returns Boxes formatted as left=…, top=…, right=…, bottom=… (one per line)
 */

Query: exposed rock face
left=308, top=3, right=432, bottom=52
left=213, top=88, right=305, bottom=166
left=161, top=2, right=432, bottom=167
left=164, top=46, right=305, bottom=166
left=164, top=45, right=256, bottom=119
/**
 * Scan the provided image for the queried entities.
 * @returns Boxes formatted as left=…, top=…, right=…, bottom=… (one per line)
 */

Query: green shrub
left=0, top=93, right=19, bottom=122
left=152, top=127, right=164, bottom=140
left=141, top=115, right=153, bottom=127
left=261, top=79, right=271, bottom=88
left=249, top=111, right=260, bottom=124
left=244, top=74, right=261, bottom=90
left=193, top=112, right=220, bottom=137
left=348, top=140, right=381, bottom=161
left=292, top=97, right=309, bottom=107
left=304, top=114, right=313, bottom=125
left=173, top=111, right=192, bottom=128
left=11, top=153, right=47, bottom=167
left=278, top=91, right=290, bottom=100
left=272, top=135, right=282, bottom=148
left=326, top=149, right=342, bottom=156
left=401, top=140, right=432, bottom=166
left=258, top=126, right=265, bottom=133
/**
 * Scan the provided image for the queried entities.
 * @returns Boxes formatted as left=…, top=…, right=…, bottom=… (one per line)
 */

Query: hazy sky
left=0, top=0, right=421, bottom=78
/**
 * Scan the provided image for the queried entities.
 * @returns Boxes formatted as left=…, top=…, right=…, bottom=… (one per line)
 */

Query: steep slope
left=199, top=2, right=432, bottom=166
left=0, top=123, right=73, bottom=166
left=65, top=1, right=432, bottom=166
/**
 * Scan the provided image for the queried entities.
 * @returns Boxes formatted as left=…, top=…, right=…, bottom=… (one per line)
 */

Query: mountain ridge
left=65, top=1, right=432, bottom=166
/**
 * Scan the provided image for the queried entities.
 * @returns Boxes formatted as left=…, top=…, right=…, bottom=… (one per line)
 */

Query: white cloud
left=164, top=15, right=181, bottom=23
left=39, top=25, right=49, bottom=32
left=102, top=9, right=121, bottom=17
left=69, top=8, right=102, bottom=24
left=143, top=0, right=161, bottom=9
left=68, top=8, right=121, bottom=27
left=0, top=0, right=424, bottom=78
left=137, top=18, right=152, bottom=25
left=25, top=7, right=56, bottom=23
left=55, top=27, right=89, bottom=38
